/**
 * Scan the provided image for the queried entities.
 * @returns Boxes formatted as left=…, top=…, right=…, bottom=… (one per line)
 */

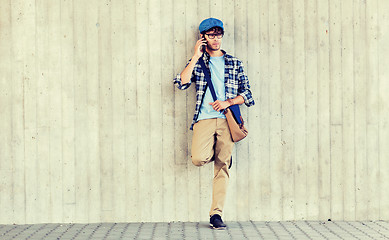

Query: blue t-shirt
left=197, top=55, right=226, bottom=122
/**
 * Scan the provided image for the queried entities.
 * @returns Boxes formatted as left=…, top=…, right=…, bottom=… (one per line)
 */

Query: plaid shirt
left=174, top=50, right=255, bottom=130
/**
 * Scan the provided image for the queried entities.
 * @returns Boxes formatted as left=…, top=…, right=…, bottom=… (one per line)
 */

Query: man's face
left=203, top=28, right=223, bottom=51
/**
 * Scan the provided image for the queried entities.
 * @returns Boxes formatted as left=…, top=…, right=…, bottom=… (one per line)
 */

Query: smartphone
left=201, top=36, right=207, bottom=53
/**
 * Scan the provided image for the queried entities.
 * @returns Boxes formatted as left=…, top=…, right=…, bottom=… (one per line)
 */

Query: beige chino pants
left=191, top=118, right=234, bottom=217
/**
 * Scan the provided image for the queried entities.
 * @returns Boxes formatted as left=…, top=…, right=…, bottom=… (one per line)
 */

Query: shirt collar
left=202, top=49, right=228, bottom=64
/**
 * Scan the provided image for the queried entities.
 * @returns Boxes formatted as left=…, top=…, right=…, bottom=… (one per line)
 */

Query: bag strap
left=198, top=56, right=218, bottom=102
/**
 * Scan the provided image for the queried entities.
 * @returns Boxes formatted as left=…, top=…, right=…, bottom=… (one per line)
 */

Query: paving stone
left=1, top=221, right=389, bottom=239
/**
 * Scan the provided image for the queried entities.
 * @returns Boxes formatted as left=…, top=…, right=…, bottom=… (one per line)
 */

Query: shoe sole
left=210, top=223, right=226, bottom=230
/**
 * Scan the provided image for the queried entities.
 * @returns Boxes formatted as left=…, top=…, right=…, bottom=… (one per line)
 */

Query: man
left=173, top=18, right=254, bottom=229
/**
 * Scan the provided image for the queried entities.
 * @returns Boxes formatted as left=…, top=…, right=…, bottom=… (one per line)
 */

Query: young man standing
left=173, top=18, right=254, bottom=229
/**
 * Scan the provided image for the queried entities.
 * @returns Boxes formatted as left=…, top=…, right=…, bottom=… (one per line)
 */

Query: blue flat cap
left=199, top=18, right=224, bottom=33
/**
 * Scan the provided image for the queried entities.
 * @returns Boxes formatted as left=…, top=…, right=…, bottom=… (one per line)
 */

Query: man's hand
left=209, top=100, right=230, bottom=112
left=194, top=37, right=207, bottom=59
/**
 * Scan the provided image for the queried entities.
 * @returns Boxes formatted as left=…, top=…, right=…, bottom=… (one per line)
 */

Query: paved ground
left=1, top=221, right=389, bottom=239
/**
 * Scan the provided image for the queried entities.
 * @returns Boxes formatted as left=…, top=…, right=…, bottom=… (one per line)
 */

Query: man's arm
left=209, top=96, right=244, bottom=112
left=237, top=61, right=255, bottom=107
left=209, top=61, right=254, bottom=112
left=179, top=55, right=200, bottom=85
left=174, top=37, right=207, bottom=89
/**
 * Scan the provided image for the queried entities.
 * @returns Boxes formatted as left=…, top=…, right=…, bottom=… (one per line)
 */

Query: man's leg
left=209, top=118, right=234, bottom=217
left=191, top=119, right=216, bottom=166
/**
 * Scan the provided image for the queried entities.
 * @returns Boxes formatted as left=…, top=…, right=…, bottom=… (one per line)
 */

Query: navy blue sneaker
left=210, top=214, right=226, bottom=230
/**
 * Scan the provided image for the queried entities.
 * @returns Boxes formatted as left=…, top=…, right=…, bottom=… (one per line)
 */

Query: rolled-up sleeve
left=173, top=59, right=193, bottom=90
left=173, top=73, right=192, bottom=90
left=237, top=62, right=255, bottom=107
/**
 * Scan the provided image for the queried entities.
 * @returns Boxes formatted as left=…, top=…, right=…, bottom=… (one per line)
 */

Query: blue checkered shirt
left=174, top=50, right=255, bottom=130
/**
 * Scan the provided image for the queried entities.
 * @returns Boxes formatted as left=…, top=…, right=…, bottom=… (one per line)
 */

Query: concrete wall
left=0, top=0, right=389, bottom=224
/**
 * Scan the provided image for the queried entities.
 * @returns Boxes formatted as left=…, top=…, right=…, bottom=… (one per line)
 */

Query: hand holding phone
left=194, top=36, right=207, bottom=58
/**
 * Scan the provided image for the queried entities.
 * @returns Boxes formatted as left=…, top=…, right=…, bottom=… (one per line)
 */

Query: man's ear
left=200, top=33, right=204, bottom=39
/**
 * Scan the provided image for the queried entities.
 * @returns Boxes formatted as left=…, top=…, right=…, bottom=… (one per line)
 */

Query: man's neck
left=206, top=49, right=224, bottom=57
